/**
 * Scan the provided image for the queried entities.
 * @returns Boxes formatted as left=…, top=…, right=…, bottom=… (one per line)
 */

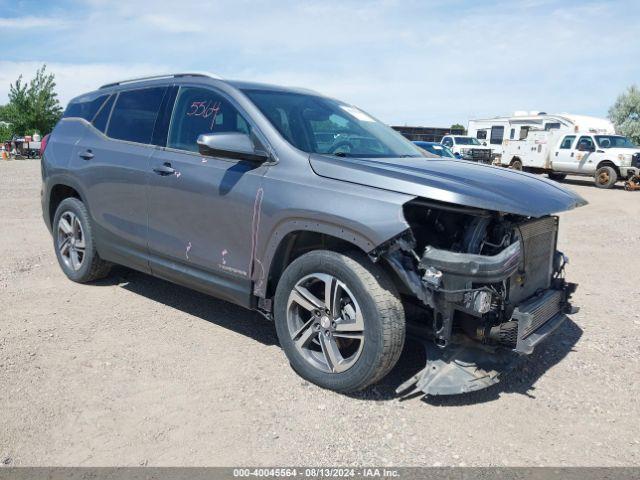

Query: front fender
left=251, top=179, right=413, bottom=297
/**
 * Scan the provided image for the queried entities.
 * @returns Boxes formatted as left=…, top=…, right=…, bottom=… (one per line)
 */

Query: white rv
left=496, top=129, right=640, bottom=189
left=467, top=112, right=615, bottom=160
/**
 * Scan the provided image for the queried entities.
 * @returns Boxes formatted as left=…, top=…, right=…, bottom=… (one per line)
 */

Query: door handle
left=78, top=150, right=94, bottom=160
left=153, top=163, right=175, bottom=176
left=570, top=152, right=574, bottom=157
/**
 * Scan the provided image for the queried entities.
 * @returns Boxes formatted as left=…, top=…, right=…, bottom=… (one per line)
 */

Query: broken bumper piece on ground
left=383, top=231, right=578, bottom=397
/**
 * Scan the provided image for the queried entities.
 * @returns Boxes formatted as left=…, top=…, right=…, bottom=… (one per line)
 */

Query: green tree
left=609, top=85, right=640, bottom=144
left=450, top=123, right=466, bottom=134
left=0, top=122, right=12, bottom=142
left=1, top=65, right=63, bottom=137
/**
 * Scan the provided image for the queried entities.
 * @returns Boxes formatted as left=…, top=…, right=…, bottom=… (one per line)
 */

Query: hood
left=309, top=155, right=587, bottom=217
left=603, top=148, right=640, bottom=155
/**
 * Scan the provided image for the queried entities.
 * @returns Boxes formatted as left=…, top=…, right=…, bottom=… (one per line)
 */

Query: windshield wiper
left=333, top=152, right=352, bottom=157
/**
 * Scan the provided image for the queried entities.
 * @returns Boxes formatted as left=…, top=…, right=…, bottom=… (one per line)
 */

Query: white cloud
left=0, top=16, right=70, bottom=29
left=1, top=1, right=639, bottom=127
left=140, top=14, right=204, bottom=33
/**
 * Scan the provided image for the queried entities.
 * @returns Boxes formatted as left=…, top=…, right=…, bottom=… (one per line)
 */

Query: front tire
left=53, top=197, right=111, bottom=283
left=274, top=250, right=405, bottom=393
left=594, top=166, right=617, bottom=189
left=548, top=172, right=567, bottom=181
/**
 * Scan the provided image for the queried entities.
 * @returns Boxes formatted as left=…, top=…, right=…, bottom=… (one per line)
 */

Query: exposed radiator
left=508, top=216, right=558, bottom=305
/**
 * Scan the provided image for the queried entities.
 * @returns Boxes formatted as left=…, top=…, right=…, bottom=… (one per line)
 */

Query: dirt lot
left=0, top=159, right=639, bottom=467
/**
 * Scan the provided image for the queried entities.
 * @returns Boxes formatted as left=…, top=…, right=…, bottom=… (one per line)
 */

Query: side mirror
left=482, top=142, right=487, bottom=146
left=197, top=133, right=269, bottom=162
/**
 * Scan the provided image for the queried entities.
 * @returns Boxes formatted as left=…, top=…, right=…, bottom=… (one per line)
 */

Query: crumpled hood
left=309, top=154, right=587, bottom=217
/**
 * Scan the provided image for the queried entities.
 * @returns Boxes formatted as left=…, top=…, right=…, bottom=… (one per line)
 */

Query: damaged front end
left=374, top=198, right=578, bottom=397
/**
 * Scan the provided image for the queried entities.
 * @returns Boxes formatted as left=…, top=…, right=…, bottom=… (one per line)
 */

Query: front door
left=146, top=85, right=269, bottom=307
left=572, top=135, right=597, bottom=173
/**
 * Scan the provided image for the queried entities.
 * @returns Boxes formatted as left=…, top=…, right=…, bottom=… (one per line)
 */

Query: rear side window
left=91, top=94, right=115, bottom=133
left=63, top=94, right=109, bottom=121
left=167, top=87, right=250, bottom=153
left=107, top=87, right=166, bottom=144
left=490, top=126, right=504, bottom=145
left=559, top=135, right=575, bottom=149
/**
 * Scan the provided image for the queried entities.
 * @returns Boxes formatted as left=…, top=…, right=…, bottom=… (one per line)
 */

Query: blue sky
left=0, top=0, right=638, bottom=127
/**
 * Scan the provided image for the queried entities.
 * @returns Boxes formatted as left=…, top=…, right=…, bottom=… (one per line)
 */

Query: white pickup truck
left=441, top=135, right=493, bottom=163
left=499, top=130, right=640, bottom=188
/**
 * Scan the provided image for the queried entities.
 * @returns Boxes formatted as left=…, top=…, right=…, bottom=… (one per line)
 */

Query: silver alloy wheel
left=286, top=273, right=365, bottom=374
left=56, top=211, right=85, bottom=271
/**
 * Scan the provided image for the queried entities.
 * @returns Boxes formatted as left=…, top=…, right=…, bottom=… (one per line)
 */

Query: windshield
left=454, top=137, right=481, bottom=145
left=415, top=141, right=455, bottom=158
left=243, top=89, right=423, bottom=158
left=595, top=135, right=637, bottom=149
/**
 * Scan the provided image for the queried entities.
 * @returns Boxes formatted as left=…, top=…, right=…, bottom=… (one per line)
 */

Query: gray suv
left=42, top=73, right=586, bottom=396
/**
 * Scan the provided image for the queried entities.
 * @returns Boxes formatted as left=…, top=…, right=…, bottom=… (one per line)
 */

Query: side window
left=63, top=94, right=109, bottom=121
left=490, top=126, right=504, bottom=145
left=476, top=130, right=487, bottom=140
left=167, top=87, right=251, bottom=153
left=577, top=136, right=595, bottom=151
left=510, top=128, right=515, bottom=140
left=91, top=94, right=115, bottom=133
left=519, top=126, right=530, bottom=140
left=559, top=135, right=576, bottom=149
left=107, top=87, right=166, bottom=144
left=545, top=122, right=561, bottom=130
left=442, top=137, right=452, bottom=147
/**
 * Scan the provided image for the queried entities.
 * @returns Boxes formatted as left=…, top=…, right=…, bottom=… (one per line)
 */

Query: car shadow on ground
left=98, top=266, right=279, bottom=347
left=353, top=318, right=583, bottom=405
left=558, top=177, right=626, bottom=190
left=97, top=266, right=583, bottom=406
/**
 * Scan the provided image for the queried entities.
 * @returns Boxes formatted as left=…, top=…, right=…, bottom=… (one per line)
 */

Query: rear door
left=146, top=85, right=269, bottom=307
left=72, top=86, right=167, bottom=272
left=553, top=134, right=577, bottom=172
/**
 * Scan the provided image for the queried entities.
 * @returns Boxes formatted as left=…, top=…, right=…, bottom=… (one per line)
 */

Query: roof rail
left=99, top=72, right=223, bottom=89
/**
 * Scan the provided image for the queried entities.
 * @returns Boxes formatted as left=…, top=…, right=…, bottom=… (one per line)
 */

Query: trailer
left=468, top=112, right=615, bottom=161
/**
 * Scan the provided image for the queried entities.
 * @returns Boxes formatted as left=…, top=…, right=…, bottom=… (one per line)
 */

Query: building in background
left=392, top=125, right=465, bottom=143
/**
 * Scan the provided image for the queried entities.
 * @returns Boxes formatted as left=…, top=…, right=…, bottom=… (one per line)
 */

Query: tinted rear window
left=63, top=94, right=109, bottom=121
left=107, top=87, right=165, bottom=144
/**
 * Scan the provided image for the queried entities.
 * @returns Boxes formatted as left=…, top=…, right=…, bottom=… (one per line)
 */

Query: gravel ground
left=0, top=159, right=639, bottom=467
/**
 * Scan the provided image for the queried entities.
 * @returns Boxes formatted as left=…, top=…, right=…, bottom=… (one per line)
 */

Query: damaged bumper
left=381, top=216, right=578, bottom=397
left=396, top=283, right=576, bottom=397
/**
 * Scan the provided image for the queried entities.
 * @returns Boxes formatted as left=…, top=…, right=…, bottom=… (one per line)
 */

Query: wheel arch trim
left=253, top=218, right=395, bottom=298
left=45, top=175, right=91, bottom=231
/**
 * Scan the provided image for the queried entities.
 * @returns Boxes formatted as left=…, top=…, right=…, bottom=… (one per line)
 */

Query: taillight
left=40, top=134, right=50, bottom=157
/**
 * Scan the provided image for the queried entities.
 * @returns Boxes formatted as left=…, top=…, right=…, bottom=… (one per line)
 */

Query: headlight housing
left=619, top=153, right=632, bottom=166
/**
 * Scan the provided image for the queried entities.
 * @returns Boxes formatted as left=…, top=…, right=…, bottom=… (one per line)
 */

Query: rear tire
left=53, top=198, right=111, bottom=283
left=274, top=250, right=405, bottom=393
left=511, top=159, right=523, bottom=171
left=594, top=166, right=617, bottom=189
left=548, top=172, right=567, bottom=182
